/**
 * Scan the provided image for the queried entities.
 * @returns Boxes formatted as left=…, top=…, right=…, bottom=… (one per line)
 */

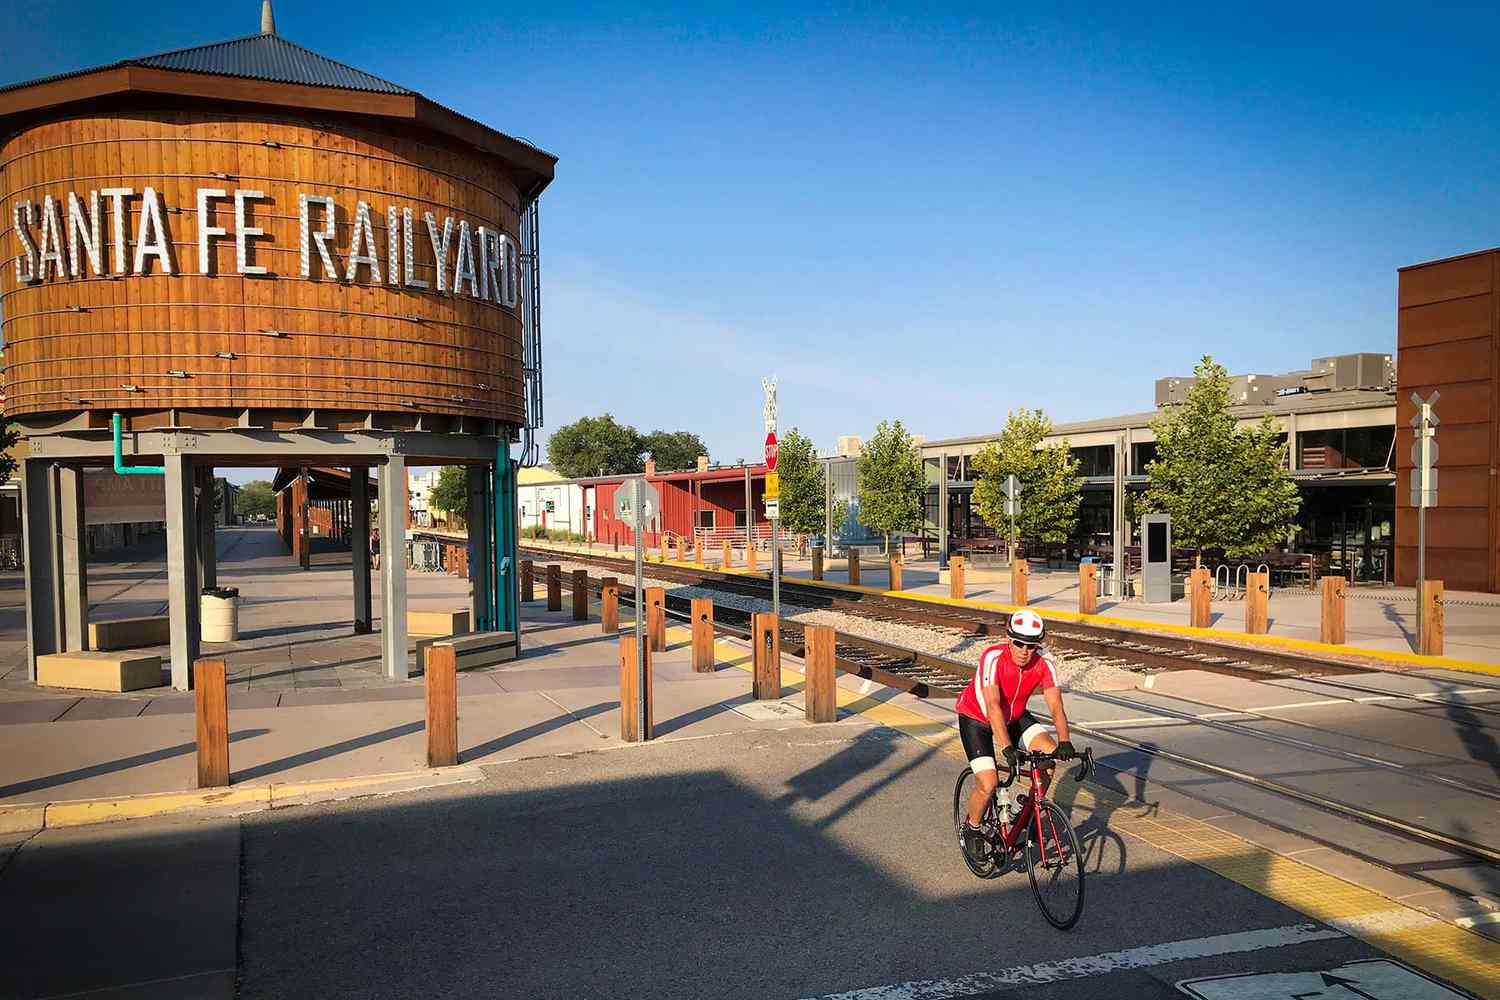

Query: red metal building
left=583, top=461, right=775, bottom=547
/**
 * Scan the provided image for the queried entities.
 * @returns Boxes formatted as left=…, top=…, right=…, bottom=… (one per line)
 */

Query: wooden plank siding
left=1395, top=248, right=1500, bottom=592
left=1, top=109, right=525, bottom=426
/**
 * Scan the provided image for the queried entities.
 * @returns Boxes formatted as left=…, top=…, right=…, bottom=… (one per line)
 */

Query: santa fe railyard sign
left=8, top=186, right=520, bottom=306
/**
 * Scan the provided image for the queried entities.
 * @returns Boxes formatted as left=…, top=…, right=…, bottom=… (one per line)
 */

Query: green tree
left=776, top=428, right=847, bottom=538
left=546, top=414, right=643, bottom=479
left=1138, top=355, right=1301, bottom=557
left=427, top=466, right=468, bottom=515
left=970, top=409, right=1083, bottom=545
left=238, top=480, right=276, bottom=519
left=856, top=419, right=924, bottom=553
left=640, top=429, right=709, bottom=472
left=0, top=412, right=17, bottom=486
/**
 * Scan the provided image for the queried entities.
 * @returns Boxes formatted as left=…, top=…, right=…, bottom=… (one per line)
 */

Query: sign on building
left=83, top=471, right=166, bottom=525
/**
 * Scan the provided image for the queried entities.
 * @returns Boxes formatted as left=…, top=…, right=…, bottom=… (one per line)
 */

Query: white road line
left=1323, top=908, right=1438, bottom=936
left=801, top=923, right=1345, bottom=1000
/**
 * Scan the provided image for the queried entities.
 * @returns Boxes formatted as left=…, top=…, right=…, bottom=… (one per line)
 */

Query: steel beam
left=25, top=428, right=501, bottom=463
left=22, top=459, right=60, bottom=678
left=492, top=448, right=518, bottom=639
left=164, top=454, right=201, bottom=690
left=351, top=466, right=372, bottom=633
left=379, top=455, right=409, bottom=679
left=57, top=465, right=89, bottom=651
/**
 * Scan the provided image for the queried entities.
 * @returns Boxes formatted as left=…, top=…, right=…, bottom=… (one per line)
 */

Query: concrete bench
left=88, top=616, right=170, bottom=651
left=424, top=631, right=517, bottom=673
left=38, top=651, right=162, bottom=692
left=409, top=608, right=470, bottom=637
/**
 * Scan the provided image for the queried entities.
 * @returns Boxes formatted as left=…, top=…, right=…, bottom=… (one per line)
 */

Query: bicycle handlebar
left=997, top=746, right=1095, bottom=788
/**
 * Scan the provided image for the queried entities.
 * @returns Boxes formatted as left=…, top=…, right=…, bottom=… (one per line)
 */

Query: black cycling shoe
left=961, top=822, right=989, bottom=860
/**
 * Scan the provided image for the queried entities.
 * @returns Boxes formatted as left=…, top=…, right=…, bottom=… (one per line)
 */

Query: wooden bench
left=408, top=608, right=471, bottom=637
left=429, top=631, right=517, bottom=672
left=38, top=651, right=162, bottom=692
left=88, top=616, right=170, bottom=651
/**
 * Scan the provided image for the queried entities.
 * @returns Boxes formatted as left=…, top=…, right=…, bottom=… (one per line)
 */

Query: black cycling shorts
left=959, top=712, right=1049, bottom=773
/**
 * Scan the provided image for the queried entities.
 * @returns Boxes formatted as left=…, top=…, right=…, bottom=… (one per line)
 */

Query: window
left=1299, top=426, right=1394, bottom=470
left=696, top=510, right=714, bottom=529
left=733, top=509, right=747, bottom=528
left=1130, top=441, right=1158, bottom=473
left=1071, top=445, right=1115, bottom=478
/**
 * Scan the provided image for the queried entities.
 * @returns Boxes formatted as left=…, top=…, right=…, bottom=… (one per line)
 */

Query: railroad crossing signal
left=1409, top=391, right=1440, bottom=509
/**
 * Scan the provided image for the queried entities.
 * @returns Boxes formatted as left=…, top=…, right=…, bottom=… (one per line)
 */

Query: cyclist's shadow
left=1048, top=748, right=1159, bottom=880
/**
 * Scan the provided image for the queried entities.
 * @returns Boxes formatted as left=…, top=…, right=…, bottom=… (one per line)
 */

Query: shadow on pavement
left=0, top=728, right=269, bottom=800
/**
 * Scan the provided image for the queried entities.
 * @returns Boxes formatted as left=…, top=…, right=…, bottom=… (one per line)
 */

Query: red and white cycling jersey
left=954, top=642, right=1060, bottom=726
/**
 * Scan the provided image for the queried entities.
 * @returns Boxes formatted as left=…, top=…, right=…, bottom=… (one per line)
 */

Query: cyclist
left=956, top=608, right=1076, bottom=858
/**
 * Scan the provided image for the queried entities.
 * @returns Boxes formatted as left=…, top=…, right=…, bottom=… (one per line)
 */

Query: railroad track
left=520, top=546, right=1368, bottom=683
left=523, top=545, right=1500, bottom=874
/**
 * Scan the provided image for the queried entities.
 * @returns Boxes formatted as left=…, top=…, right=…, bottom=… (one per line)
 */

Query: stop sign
left=764, top=431, right=779, bottom=470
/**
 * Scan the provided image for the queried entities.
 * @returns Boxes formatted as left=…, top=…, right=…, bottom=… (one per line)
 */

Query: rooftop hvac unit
left=1307, top=353, right=1394, bottom=391
left=836, top=435, right=863, bottom=458
left=1155, top=377, right=1195, bottom=406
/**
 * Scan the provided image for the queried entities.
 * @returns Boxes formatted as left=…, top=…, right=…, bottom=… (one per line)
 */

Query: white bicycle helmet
left=1006, top=609, right=1046, bottom=645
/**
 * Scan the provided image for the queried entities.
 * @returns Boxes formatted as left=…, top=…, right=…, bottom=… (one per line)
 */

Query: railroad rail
left=519, top=546, right=1367, bottom=683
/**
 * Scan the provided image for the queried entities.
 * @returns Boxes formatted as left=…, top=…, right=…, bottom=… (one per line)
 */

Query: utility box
left=1141, top=514, right=1173, bottom=604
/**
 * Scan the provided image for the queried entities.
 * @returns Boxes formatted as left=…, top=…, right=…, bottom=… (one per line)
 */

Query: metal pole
left=938, top=451, right=949, bottom=570
left=1416, top=412, right=1427, bottom=652
left=772, top=515, right=780, bottom=620
left=1112, top=434, right=1125, bottom=599
left=824, top=458, right=833, bottom=554
left=633, top=480, right=646, bottom=741
left=744, top=466, right=752, bottom=554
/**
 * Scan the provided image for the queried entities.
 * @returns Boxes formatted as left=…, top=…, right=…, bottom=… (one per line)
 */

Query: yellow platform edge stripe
left=691, top=625, right=1499, bottom=999
left=521, top=542, right=1500, bottom=677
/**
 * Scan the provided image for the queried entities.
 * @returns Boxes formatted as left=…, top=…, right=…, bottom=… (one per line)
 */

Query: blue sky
left=6, top=2, right=1499, bottom=476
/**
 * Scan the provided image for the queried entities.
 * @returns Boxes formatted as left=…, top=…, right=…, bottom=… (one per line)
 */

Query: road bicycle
left=953, top=746, right=1095, bottom=929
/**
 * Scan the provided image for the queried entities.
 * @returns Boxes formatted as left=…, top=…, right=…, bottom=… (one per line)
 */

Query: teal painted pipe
left=113, top=413, right=165, bottom=475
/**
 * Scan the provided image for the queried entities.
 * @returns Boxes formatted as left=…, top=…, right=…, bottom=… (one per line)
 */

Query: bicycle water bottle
left=997, top=786, right=1013, bottom=824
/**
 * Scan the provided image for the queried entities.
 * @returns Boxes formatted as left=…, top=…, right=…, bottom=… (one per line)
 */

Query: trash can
left=201, top=586, right=240, bottom=642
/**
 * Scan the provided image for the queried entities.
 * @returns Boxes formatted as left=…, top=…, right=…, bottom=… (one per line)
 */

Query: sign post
left=1409, top=391, right=1440, bottom=652
left=763, top=377, right=780, bottom=621
left=1003, top=474, right=1021, bottom=566
left=616, top=477, right=658, bottom=742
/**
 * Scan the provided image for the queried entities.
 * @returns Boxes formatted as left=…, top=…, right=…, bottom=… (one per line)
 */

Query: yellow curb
left=31, top=767, right=487, bottom=830
left=0, top=802, right=47, bottom=835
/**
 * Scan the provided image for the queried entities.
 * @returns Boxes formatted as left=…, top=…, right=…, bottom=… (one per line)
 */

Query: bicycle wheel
left=952, top=769, right=999, bottom=878
left=1026, top=799, right=1085, bottom=929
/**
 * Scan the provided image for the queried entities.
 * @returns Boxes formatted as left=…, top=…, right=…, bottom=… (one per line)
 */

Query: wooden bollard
left=1012, top=559, right=1030, bottom=606
left=1190, top=567, right=1212, bottom=628
left=950, top=555, right=966, bottom=599
left=804, top=624, right=836, bottom=723
left=646, top=586, right=666, bottom=651
left=572, top=569, right=589, bottom=621
left=1245, top=570, right=1269, bottom=635
left=694, top=537, right=703, bottom=564
left=546, top=564, right=561, bottom=611
left=722, top=538, right=733, bottom=567
left=752, top=612, right=781, bottom=700
left=193, top=658, right=229, bottom=788
left=848, top=549, right=861, bottom=585
left=747, top=543, right=758, bottom=571
left=1420, top=580, right=1444, bottom=656
left=425, top=644, right=458, bottom=767
left=812, top=547, right=824, bottom=580
left=889, top=553, right=903, bottom=591
left=691, top=598, right=714, bottom=672
left=1079, top=563, right=1097, bottom=615
left=1320, top=575, right=1345, bottom=645
left=675, top=537, right=686, bottom=561
left=618, top=634, right=653, bottom=742
left=601, top=577, right=619, bottom=633
left=520, top=559, right=534, bottom=603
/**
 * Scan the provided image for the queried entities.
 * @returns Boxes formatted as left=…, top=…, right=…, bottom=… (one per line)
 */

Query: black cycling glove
left=1001, top=744, right=1020, bottom=769
left=1054, top=740, right=1076, bottom=760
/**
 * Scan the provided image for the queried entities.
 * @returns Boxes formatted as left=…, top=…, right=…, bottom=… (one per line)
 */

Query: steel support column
left=164, top=454, right=201, bottom=690
left=351, top=466, right=372, bottom=634
left=379, top=455, right=408, bottom=679
left=492, top=447, right=518, bottom=639
left=57, top=466, right=89, bottom=651
left=22, top=459, right=60, bottom=678
left=467, top=465, right=493, bottom=631
left=938, top=451, right=949, bottom=570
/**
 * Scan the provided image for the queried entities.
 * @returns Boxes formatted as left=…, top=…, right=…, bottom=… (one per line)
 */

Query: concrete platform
left=36, top=652, right=162, bottom=692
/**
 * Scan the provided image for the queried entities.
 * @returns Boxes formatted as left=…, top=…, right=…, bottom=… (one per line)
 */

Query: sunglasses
left=1010, top=638, right=1041, bottom=650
